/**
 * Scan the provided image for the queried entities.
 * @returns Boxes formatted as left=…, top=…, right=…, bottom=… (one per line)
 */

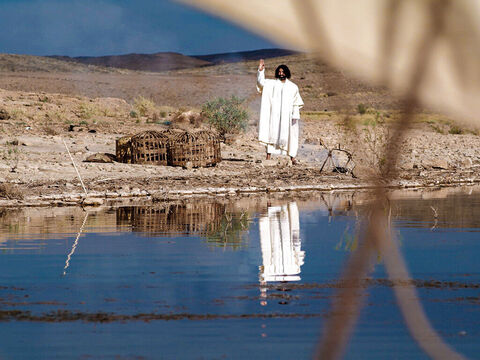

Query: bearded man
left=256, top=59, right=304, bottom=164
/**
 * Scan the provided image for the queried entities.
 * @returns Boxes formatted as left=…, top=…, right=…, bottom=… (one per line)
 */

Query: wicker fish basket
left=131, top=130, right=168, bottom=165
left=115, top=135, right=133, bottom=163
left=169, top=130, right=221, bottom=167
left=195, top=130, right=221, bottom=165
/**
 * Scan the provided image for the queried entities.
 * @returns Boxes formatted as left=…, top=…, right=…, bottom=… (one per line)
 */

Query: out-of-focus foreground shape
left=179, top=0, right=480, bottom=125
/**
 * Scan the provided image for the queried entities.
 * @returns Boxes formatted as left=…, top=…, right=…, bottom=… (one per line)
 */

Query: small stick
left=63, top=139, right=88, bottom=196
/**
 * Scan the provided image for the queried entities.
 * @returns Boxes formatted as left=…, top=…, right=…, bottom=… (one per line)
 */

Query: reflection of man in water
left=258, top=202, right=304, bottom=304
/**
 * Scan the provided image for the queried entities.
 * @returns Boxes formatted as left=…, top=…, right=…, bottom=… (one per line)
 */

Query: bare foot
left=291, top=157, right=297, bottom=165
left=266, top=153, right=271, bottom=160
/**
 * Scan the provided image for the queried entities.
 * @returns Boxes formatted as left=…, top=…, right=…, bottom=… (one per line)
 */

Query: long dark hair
left=275, top=64, right=291, bottom=79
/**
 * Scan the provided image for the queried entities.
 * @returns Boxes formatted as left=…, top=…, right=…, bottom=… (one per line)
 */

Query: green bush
left=201, top=96, right=248, bottom=138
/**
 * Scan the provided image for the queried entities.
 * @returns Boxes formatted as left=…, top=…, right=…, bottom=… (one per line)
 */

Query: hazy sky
left=0, top=0, right=277, bottom=56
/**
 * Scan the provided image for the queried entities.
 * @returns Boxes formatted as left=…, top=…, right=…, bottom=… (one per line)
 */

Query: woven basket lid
left=160, top=129, right=184, bottom=139
left=194, top=130, right=219, bottom=141
left=132, top=130, right=168, bottom=141
left=172, top=130, right=198, bottom=143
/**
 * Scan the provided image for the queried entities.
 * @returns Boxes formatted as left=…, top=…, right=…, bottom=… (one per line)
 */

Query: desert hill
left=0, top=54, right=126, bottom=73
left=192, top=48, right=298, bottom=64
left=168, top=53, right=401, bottom=111
left=51, top=52, right=211, bottom=72
left=51, top=48, right=298, bottom=72
left=0, top=50, right=400, bottom=112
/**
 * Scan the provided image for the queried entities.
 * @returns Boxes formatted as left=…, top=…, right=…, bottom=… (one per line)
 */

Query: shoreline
left=2, top=175, right=479, bottom=208
left=2, top=87, right=480, bottom=209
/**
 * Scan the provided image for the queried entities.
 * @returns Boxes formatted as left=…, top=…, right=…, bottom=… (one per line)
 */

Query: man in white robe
left=256, top=59, right=304, bottom=164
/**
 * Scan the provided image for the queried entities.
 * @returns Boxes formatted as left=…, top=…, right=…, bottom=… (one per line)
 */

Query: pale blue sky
left=0, top=0, right=277, bottom=56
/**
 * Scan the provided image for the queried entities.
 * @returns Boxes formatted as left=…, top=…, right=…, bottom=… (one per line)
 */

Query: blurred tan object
left=178, top=1, right=469, bottom=359
left=179, top=0, right=480, bottom=125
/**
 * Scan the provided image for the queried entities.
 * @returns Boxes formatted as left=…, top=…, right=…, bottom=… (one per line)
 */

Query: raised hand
left=258, top=59, right=265, bottom=71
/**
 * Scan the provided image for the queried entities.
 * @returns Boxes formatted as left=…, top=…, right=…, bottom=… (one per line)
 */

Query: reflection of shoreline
left=2, top=185, right=480, bottom=246
left=116, top=203, right=225, bottom=237
left=259, top=202, right=304, bottom=304
left=116, top=204, right=251, bottom=248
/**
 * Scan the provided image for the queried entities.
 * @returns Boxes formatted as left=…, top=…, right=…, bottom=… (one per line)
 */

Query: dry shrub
left=0, top=183, right=24, bottom=200
left=9, top=108, right=25, bottom=120
left=171, top=110, right=204, bottom=128
left=1, top=142, right=21, bottom=172
left=42, top=126, right=59, bottom=136
left=337, top=112, right=391, bottom=176
left=133, top=96, right=157, bottom=117
left=76, top=102, right=97, bottom=120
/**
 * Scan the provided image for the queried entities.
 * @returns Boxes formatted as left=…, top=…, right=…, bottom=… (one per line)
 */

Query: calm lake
left=1, top=186, right=480, bottom=359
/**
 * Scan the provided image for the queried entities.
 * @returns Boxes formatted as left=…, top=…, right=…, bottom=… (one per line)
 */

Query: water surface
left=1, top=188, right=480, bottom=359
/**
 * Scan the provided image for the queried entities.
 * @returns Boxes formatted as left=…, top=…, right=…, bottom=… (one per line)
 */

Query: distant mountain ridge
left=0, top=49, right=300, bottom=73
left=191, top=48, right=298, bottom=64
left=49, top=48, right=298, bottom=72
left=50, top=52, right=210, bottom=72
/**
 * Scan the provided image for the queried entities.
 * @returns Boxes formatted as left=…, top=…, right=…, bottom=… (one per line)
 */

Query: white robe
left=257, top=69, right=304, bottom=157
left=258, top=202, right=304, bottom=283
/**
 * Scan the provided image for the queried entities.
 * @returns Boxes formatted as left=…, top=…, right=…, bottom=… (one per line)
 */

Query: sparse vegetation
left=357, top=103, right=367, bottom=115
left=360, top=112, right=391, bottom=174
left=76, top=103, right=96, bottom=119
left=45, top=110, right=65, bottom=122
left=99, top=107, right=115, bottom=117
left=431, top=124, right=445, bottom=134
left=339, top=115, right=357, bottom=133
left=201, top=96, right=248, bottom=139
left=134, top=96, right=156, bottom=117
left=1, top=141, right=21, bottom=172
left=9, top=108, right=25, bottom=120
left=42, top=126, right=58, bottom=136
left=449, top=125, right=463, bottom=135
left=0, top=183, right=24, bottom=200
left=171, top=109, right=203, bottom=127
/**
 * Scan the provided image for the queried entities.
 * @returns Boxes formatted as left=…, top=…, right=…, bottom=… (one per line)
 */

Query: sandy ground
left=1, top=67, right=480, bottom=207
left=0, top=54, right=401, bottom=113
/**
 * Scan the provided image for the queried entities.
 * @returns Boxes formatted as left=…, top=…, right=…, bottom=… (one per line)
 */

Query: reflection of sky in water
left=0, top=191, right=480, bottom=359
